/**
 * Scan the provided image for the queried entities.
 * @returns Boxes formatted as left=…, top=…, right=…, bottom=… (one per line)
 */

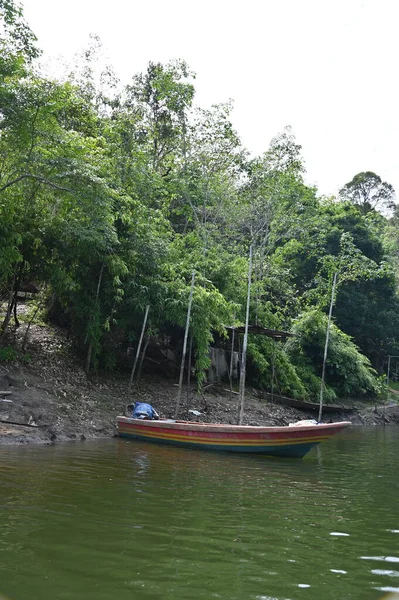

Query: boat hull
left=117, top=418, right=351, bottom=458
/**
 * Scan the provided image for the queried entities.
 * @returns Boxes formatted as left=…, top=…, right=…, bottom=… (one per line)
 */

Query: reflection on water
left=0, top=427, right=398, bottom=600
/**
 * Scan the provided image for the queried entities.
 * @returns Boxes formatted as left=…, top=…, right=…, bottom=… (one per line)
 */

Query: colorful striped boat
left=117, top=417, right=351, bottom=458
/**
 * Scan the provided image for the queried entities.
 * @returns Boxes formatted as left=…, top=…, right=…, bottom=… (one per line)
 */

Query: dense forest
left=1, top=0, right=399, bottom=403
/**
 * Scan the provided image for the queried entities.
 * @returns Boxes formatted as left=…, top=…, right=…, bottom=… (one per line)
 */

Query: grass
left=0, top=345, right=31, bottom=364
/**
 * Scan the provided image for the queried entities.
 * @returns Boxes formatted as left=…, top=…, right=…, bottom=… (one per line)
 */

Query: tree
left=339, top=171, right=396, bottom=215
left=125, top=60, right=195, bottom=175
left=0, top=0, right=40, bottom=65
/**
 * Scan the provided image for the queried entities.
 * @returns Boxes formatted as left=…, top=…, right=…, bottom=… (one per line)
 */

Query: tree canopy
left=339, top=171, right=396, bottom=215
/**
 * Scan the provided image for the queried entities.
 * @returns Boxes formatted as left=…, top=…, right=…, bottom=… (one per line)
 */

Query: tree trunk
left=22, top=288, right=51, bottom=351
left=1, top=265, right=21, bottom=339
left=1, top=282, right=15, bottom=338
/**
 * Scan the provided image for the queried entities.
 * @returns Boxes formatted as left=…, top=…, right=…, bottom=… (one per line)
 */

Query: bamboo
left=237, top=245, right=253, bottom=425
left=186, top=335, right=193, bottom=419
left=271, top=340, right=276, bottom=405
left=137, top=335, right=150, bottom=384
left=128, top=305, right=150, bottom=401
left=229, top=324, right=236, bottom=403
left=318, top=272, right=338, bottom=423
left=85, top=263, right=104, bottom=374
left=386, top=355, right=391, bottom=419
left=385, top=355, right=399, bottom=425
left=175, top=271, right=195, bottom=419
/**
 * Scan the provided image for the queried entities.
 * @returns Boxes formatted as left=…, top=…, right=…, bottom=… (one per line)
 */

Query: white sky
left=22, top=0, right=398, bottom=198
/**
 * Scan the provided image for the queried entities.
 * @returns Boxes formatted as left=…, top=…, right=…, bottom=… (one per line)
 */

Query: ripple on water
left=361, top=556, right=399, bottom=563
left=254, top=596, right=290, bottom=600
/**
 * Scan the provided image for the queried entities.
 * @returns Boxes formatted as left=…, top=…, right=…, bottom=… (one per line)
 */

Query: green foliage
left=1, top=3, right=398, bottom=401
left=286, top=310, right=379, bottom=400
left=339, top=171, right=396, bottom=215
left=0, top=345, right=31, bottom=363
left=248, top=338, right=307, bottom=399
left=0, top=346, right=18, bottom=362
left=159, top=258, right=235, bottom=383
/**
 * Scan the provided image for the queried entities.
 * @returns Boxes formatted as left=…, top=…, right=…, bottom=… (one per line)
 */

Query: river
left=0, top=427, right=398, bottom=600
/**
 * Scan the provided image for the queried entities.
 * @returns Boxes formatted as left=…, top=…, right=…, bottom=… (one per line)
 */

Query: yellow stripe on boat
left=118, top=427, right=331, bottom=446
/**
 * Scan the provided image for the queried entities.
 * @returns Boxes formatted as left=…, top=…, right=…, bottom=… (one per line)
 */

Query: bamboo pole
left=229, top=324, right=236, bottom=403
left=237, top=245, right=253, bottom=425
left=128, top=305, right=150, bottom=402
left=385, top=355, right=399, bottom=425
left=136, top=334, right=150, bottom=384
left=85, top=263, right=104, bottom=374
left=186, top=335, right=193, bottom=419
left=175, top=271, right=195, bottom=419
left=318, top=272, right=338, bottom=423
left=271, top=340, right=276, bottom=405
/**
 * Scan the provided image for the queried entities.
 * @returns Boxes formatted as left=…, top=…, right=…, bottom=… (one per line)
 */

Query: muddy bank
left=0, top=323, right=398, bottom=446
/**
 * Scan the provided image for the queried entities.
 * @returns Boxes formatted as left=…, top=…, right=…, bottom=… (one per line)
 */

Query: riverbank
left=1, top=323, right=398, bottom=446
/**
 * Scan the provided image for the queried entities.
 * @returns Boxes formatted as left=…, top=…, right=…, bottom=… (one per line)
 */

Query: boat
left=120, top=261, right=351, bottom=459
left=116, top=417, right=351, bottom=458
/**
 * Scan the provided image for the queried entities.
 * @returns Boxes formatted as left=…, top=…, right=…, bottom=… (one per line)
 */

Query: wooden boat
left=117, top=417, right=351, bottom=458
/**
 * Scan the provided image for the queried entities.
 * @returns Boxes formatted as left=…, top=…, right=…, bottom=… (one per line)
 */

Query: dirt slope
left=0, top=323, right=396, bottom=446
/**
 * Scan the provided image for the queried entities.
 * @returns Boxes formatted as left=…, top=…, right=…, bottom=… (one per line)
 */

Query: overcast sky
left=22, top=0, right=398, bottom=198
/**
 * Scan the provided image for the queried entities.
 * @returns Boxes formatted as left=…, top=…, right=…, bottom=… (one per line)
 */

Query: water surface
left=0, top=427, right=398, bottom=600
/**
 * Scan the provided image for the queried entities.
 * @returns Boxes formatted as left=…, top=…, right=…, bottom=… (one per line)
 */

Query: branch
left=0, top=174, right=72, bottom=193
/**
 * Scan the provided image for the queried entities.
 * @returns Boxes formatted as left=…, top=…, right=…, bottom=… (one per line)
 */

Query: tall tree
left=125, top=60, right=195, bottom=175
left=339, top=171, right=396, bottom=215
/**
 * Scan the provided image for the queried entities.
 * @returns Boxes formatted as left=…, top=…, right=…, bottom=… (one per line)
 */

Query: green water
left=0, top=428, right=398, bottom=600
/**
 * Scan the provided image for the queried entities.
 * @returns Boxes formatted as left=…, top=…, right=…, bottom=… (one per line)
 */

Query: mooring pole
left=271, top=340, right=276, bottom=405
left=128, top=304, right=150, bottom=402
left=385, top=355, right=399, bottom=424
left=186, top=335, right=193, bottom=419
left=237, top=245, right=253, bottom=425
left=229, top=323, right=236, bottom=403
left=175, top=271, right=195, bottom=419
left=318, top=272, right=338, bottom=423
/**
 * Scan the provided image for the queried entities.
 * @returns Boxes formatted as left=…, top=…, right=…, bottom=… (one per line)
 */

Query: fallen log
left=0, top=418, right=43, bottom=428
left=263, top=392, right=355, bottom=413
